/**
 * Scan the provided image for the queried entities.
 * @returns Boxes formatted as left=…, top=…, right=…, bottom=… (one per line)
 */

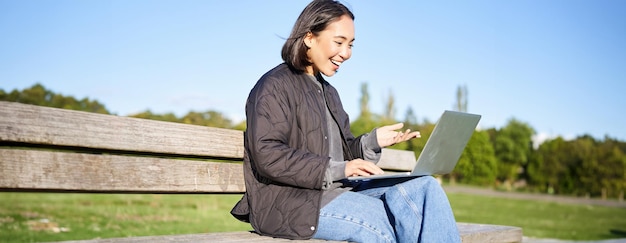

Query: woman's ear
left=303, top=32, right=314, bottom=49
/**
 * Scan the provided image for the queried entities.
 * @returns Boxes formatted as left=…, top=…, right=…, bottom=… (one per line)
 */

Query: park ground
left=443, top=185, right=626, bottom=243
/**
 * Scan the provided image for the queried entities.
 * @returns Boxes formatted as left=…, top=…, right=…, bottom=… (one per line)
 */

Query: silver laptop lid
left=411, top=110, right=481, bottom=176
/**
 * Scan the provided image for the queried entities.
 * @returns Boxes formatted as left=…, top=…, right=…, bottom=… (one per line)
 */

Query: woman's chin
left=321, top=69, right=338, bottom=77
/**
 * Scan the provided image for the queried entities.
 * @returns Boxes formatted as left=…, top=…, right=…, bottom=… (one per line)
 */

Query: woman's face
left=304, top=14, right=354, bottom=77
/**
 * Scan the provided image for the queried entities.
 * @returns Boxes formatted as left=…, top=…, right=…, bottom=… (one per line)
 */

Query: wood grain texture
left=56, top=231, right=342, bottom=243
left=0, top=101, right=243, bottom=159
left=53, top=223, right=522, bottom=243
left=456, top=223, right=523, bottom=243
left=0, top=149, right=245, bottom=193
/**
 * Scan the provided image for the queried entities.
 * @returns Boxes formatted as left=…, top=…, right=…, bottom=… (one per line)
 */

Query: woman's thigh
left=355, top=176, right=461, bottom=242
left=313, top=191, right=396, bottom=243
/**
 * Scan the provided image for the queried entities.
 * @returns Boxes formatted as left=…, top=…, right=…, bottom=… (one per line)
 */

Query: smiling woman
left=229, top=1, right=460, bottom=242
left=280, top=0, right=355, bottom=77
left=302, top=14, right=354, bottom=76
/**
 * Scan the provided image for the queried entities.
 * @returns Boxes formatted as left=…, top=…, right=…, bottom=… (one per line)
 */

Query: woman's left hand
left=376, top=123, right=421, bottom=148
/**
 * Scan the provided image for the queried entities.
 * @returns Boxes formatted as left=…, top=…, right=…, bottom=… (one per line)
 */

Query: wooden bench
left=0, top=101, right=523, bottom=242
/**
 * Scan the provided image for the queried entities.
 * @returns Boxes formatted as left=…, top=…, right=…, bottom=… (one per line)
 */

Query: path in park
left=443, top=185, right=626, bottom=208
left=442, top=185, right=626, bottom=243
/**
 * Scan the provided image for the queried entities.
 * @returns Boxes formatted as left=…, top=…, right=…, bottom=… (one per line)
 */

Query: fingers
left=376, top=123, right=421, bottom=148
left=392, top=129, right=420, bottom=144
left=397, top=129, right=421, bottom=140
left=345, top=159, right=384, bottom=177
left=382, top=122, right=404, bottom=131
left=409, top=130, right=421, bottom=139
left=392, top=130, right=406, bottom=144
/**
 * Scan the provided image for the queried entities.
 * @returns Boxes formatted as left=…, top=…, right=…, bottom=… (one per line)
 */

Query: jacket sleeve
left=245, top=77, right=328, bottom=190
left=360, top=130, right=382, bottom=163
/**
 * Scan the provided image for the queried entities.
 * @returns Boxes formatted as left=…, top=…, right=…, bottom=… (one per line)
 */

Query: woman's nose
left=339, top=46, right=352, bottom=61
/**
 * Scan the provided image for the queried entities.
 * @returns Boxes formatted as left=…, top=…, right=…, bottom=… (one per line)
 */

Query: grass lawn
left=0, top=193, right=251, bottom=243
left=0, top=191, right=624, bottom=242
left=448, top=193, right=626, bottom=241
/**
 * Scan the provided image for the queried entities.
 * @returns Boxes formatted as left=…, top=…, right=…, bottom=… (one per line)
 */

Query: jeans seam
left=396, top=184, right=422, bottom=218
left=319, top=211, right=395, bottom=243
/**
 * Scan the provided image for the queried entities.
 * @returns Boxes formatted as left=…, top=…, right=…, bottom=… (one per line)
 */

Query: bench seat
left=57, top=223, right=522, bottom=243
left=0, top=101, right=522, bottom=243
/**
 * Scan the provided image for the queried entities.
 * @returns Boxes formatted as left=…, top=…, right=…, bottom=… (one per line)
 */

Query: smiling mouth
left=331, top=59, right=342, bottom=67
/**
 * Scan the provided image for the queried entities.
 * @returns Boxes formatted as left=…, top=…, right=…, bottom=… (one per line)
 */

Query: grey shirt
left=305, top=74, right=382, bottom=207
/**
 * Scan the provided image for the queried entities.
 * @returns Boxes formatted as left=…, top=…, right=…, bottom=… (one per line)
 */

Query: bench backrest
left=0, top=101, right=416, bottom=194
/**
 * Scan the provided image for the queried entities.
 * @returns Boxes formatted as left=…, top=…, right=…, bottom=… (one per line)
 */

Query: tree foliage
left=1, top=84, right=240, bottom=130
left=455, top=84, right=468, bottom=112
left=350, top=83, right=381, bottom=136
left=527, top=137, right=579, bottom=194
left=492, top=118, right=535, bottom=184
left=450, top=130, right=498, bottom=186
left=528, top=135, right=626, bottom=198
left=0, top=83, right=110, bottom=114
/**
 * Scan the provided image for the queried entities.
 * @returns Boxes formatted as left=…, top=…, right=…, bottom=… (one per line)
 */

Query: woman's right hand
left=345, top=159, right=384, bottom=177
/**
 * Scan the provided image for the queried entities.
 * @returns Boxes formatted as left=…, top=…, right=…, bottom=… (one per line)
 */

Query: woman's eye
left=335, top=41, right=353, bottom=48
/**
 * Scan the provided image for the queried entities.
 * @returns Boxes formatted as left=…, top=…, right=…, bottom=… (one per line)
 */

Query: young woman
left=231, top=1, right=461, bottom=242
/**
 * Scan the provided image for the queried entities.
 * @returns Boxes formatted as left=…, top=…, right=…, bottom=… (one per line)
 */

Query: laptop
left=347, top=110, right=481, bottom=181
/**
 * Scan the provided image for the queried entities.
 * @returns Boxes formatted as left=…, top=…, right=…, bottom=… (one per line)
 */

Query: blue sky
left=1, top=0, right=625, bottom=144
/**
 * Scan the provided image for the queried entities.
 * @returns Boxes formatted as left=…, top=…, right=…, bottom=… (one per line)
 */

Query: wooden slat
left=457, top=223, right=523, bottom=243
left=377, top=148, right=416, bottom=171
left=56, top=231, right=344, bottom=243
left=0, top=149, right=245, bottom=193
left=0, top=101, right=243, bottom=159
left=52, top=223, right=522, bottom=243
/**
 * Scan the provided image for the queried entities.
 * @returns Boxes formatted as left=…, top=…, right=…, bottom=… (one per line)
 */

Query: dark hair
left=281, top=0, right=354, bottom=73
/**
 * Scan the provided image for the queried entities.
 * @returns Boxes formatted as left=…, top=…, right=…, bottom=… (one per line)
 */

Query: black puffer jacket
left=230, top=63, right=364, bottom=239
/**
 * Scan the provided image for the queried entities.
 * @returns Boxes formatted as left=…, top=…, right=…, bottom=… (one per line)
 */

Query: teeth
left=331, top=60, right=342, bottom=66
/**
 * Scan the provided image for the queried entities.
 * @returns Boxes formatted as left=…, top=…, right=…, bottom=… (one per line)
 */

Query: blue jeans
left=312, top=176, right=461, bottom=243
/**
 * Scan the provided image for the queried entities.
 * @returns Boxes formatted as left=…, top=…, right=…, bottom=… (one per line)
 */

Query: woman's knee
left=389, top=176, right=446, bottom=201
left=315, top=192, right=396, bottom=242
left=316, top=211, right=396, bottom=243
left=409, top=176, right=442, bottom=189
left=424, top=176, right=443, bottom=188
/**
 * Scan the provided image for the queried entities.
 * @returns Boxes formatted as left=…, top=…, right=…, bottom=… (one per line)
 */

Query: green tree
left=455, top=84, right=468, bottom=112
left=182, top=111, right=233, bottom=128
left=383, top=89, right=396, bottom=122
left=0, top=83, right=110, bottom=114
left=129, top=110, right=235, bottom=129
left=493, top=118, right=535, bottom=186
left=528, top=137, right=579, bottom=194
left=232, top=120, right=246, bottom=131
left=411, top=122, right=435, bottom=163
left=528, top=135, right=626, bottom=199
left=402, top=107, right=420, bottom=152
left=451, top=130, right=498, bottom=186
left=577, top=136, right=626, bottom=198
left=598, top=142, right=626, bottom=198
left=130, top=110, right=179, bottom=123
left=351, top=82, right=381, bottom=136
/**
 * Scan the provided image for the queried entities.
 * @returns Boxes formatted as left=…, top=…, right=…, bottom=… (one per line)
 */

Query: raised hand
left=376, top=123, right=421, bottom=148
